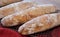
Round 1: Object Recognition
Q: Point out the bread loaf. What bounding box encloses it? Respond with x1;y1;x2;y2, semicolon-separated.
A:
1;4;56;26
0;1;35;18
18;13;60;35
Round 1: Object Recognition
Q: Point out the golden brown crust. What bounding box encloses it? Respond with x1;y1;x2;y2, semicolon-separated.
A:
0;0;22;6
1;4;56;26
18;13;60;35
0;1;35;18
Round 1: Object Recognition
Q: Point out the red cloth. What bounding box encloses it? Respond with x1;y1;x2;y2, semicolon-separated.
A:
51;27;60;37
0;22;60;37
0;28;23;37
37;26;60;37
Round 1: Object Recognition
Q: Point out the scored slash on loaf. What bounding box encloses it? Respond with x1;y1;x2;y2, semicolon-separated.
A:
0;1;36;18
1;4;56;26
18;13;60;35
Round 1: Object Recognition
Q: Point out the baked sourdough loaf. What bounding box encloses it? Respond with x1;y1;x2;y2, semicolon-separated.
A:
0;0;22;6
18;13;60;35
0;1;35;18
1;4;56;26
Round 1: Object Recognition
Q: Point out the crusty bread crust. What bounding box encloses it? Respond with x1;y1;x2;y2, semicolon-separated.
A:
18;13;60;35
1;4;56;26
0;1;35;18
0;0;22;6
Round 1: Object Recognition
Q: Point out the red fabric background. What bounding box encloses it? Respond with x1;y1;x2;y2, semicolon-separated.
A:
37;26;60;37
0;23;60;37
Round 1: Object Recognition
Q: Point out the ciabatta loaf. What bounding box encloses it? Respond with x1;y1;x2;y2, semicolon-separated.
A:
1;4;56;26
18;13;60;35
0;1;35;18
